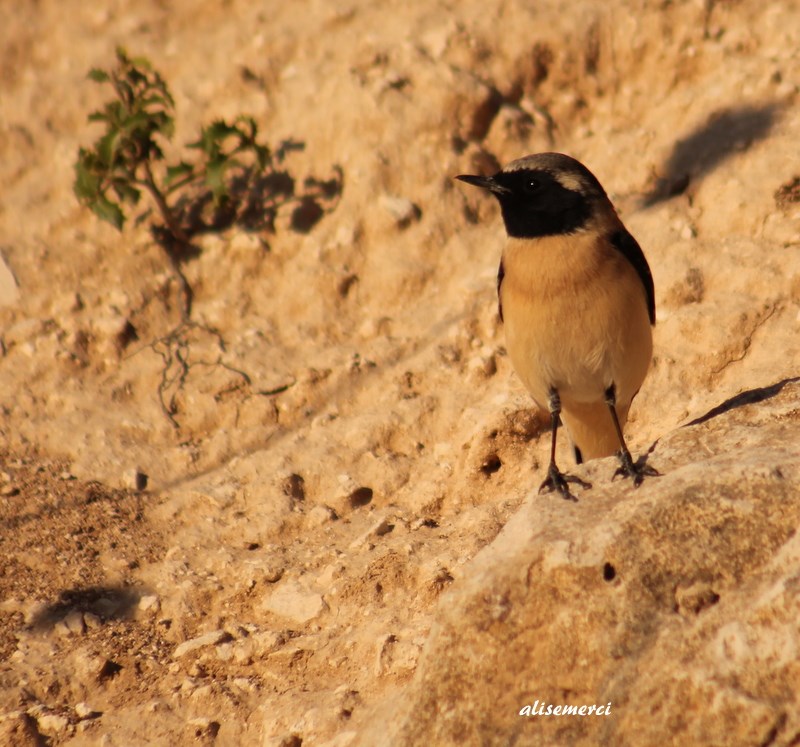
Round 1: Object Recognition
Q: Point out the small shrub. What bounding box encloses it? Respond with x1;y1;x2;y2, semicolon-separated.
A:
73;48;341;427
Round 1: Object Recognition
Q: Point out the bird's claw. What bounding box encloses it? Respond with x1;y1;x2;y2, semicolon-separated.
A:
539;463;591;502
613;451;660;487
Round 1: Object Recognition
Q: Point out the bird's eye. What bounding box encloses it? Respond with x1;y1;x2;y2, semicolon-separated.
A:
523;179;540;194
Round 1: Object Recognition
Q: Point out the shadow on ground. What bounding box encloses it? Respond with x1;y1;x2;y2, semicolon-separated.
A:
685;377;800;427
28;585;145;631
641;102;784;205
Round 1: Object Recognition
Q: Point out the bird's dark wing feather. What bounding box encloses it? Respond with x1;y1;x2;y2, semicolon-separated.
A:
497;260;505;322
610;230;656;325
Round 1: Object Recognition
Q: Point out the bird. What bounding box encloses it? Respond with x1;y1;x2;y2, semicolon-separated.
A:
456;152;658;500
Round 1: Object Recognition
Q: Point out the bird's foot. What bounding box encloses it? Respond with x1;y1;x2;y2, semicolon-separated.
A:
613;450;660;487
539;463;592;502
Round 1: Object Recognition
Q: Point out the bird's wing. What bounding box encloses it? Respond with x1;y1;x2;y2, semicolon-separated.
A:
610;229;656;325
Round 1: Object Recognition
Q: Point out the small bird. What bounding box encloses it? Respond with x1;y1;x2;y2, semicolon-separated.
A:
456;152;658;500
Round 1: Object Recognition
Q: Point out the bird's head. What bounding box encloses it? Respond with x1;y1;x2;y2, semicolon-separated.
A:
456;152;610;238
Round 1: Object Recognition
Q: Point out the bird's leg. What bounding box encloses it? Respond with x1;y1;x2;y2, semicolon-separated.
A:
605;384;659;486
539;388;592;501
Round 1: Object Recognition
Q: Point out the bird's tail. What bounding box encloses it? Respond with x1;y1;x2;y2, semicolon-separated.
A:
560;400;630;461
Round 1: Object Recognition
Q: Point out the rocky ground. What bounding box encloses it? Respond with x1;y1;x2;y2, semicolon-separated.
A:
1;0;799;745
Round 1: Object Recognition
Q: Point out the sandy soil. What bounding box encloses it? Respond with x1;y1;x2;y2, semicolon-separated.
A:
1;0;799;744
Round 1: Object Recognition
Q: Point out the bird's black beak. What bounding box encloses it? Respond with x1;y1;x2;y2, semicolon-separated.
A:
455;174;510;195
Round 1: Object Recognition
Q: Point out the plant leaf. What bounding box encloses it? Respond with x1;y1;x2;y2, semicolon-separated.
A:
205;157;229;201
129;54;153;71
90;196;125;230
140;94;170;108
87;68;110;83
96;130;120;166
112;181;141;205
73;157;101;200
206;120;241;142
164;162;195;187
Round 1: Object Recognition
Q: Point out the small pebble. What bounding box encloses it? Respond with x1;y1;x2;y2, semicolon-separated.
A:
264;582;326;624
349;514;395;549
83;612;102;629
64;610;86;635
306;504;338;527
138;595;160;612
75;702;100;719
379;195;421;227
264;564;285;584
232;677;257;693
173;630;231;658
28;706;69;735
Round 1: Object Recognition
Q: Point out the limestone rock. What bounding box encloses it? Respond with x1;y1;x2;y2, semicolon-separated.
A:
63;609;86;635
263;580;326;624
173;630;231;658
356;381;800;746
28;705;69;736
75;702;100;719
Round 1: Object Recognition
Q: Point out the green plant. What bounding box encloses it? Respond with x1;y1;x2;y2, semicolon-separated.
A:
74;48;280;319
73;48;341;428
